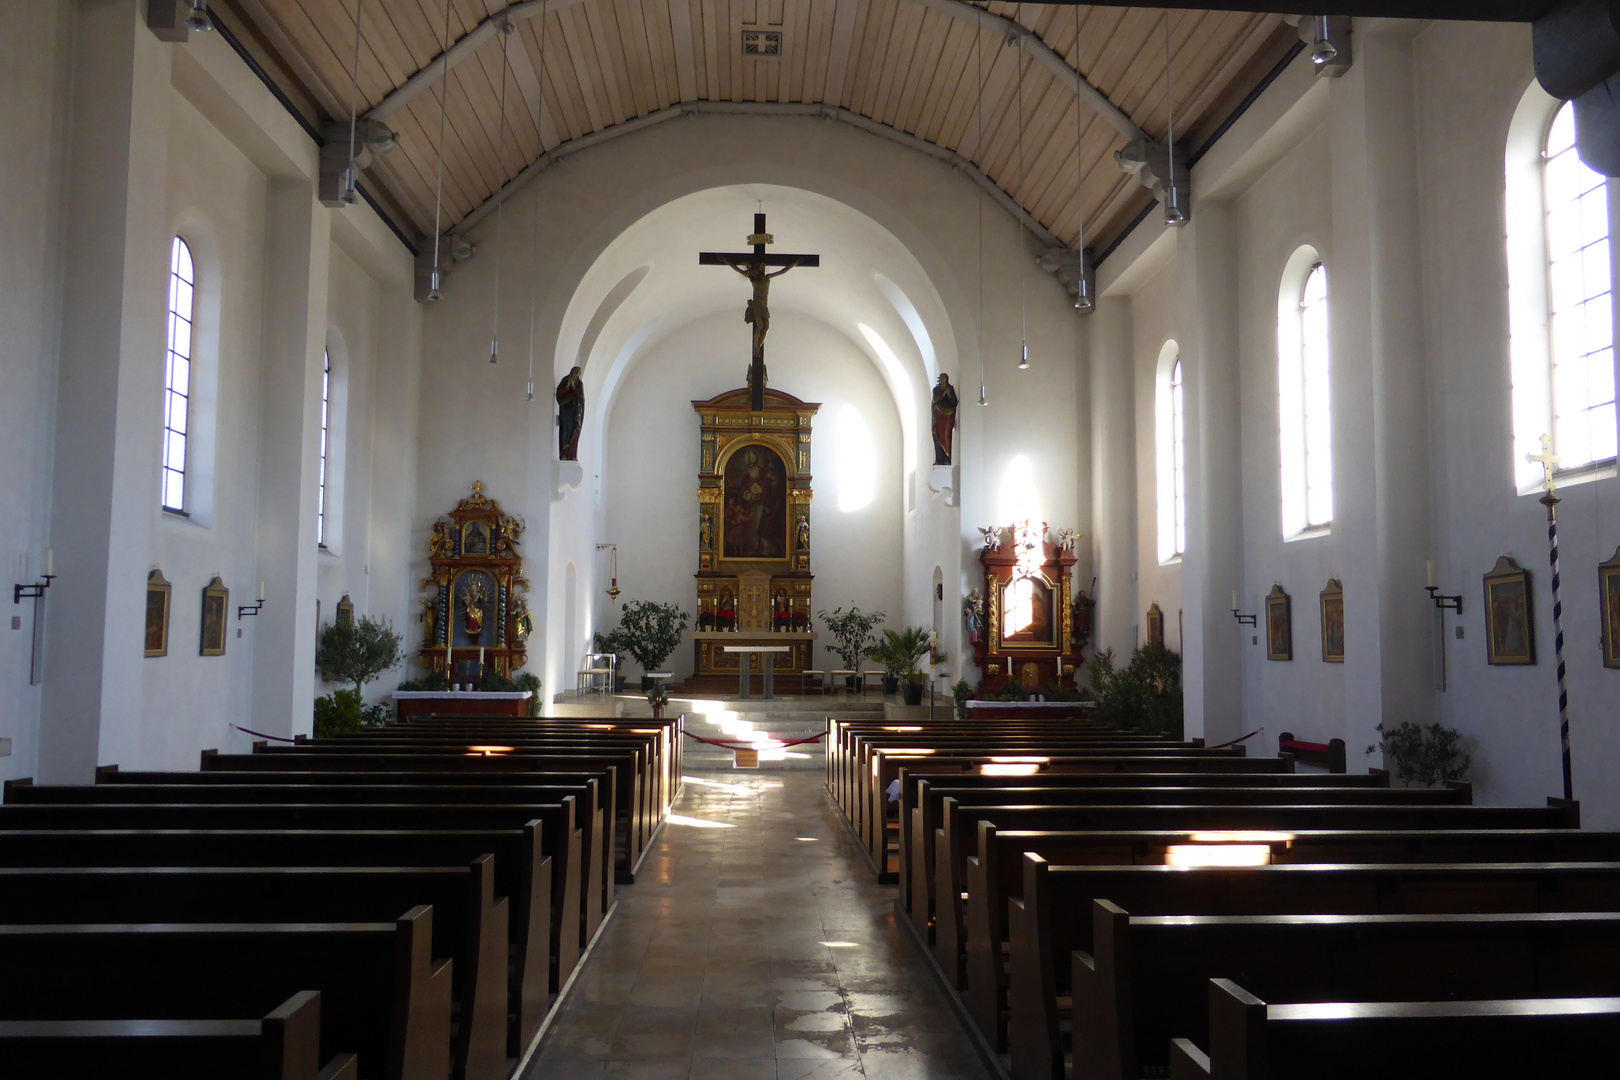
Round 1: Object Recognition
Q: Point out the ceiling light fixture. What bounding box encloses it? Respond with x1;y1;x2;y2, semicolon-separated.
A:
185;1;214;33
1163;11;1186;227
489;17;512;365
976;3;987;407
526;8;550;400
1015;8;1029;373
340;0;364;207
427;0;453;303
1311;16;1339;66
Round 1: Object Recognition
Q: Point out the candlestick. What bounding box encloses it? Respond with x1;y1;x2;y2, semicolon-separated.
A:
42;548;53;577
1426;560;1437;588
257;580;265;601
1231;590;1239;611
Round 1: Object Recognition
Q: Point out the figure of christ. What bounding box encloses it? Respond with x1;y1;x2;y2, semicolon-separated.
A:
721;255;804;363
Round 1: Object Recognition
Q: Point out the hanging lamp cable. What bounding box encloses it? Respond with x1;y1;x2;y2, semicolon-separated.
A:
526;8;550;401
428;0;452;301
1164;9;1184;225
976;2;987;407
1074;3;1090;310
341;0;363;205
1016;7;1028;372
489;18;510;364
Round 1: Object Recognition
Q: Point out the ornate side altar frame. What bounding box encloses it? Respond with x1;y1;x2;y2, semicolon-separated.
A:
418;481;530;679
691;387;819;676
972;521;1086;692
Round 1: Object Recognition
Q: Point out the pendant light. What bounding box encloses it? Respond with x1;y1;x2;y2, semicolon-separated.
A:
976;2;987;407
427;0;453;302
1015;8;1028;372
1311;16;1339;66
1163;11;1186;227
488;17;511;364
525;6;550;401
339;0;363;206
1073;2;1093;312
185;1;214;33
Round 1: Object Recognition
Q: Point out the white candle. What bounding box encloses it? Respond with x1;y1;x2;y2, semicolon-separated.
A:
1231;591;1239;611
257;580;265;601
1426;560;1437;588
42;548;52;577
478;646;485;668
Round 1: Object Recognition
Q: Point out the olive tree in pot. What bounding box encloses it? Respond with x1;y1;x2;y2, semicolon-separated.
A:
314;616;404;735
613;599;690;690
818;606;886;691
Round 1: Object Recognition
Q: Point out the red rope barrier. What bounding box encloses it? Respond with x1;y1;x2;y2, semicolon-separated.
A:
682;729;827;750
232;725;299;743
1207;727;1263;750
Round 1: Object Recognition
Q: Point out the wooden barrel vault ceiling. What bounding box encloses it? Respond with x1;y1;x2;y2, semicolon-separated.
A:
215;0;1304;257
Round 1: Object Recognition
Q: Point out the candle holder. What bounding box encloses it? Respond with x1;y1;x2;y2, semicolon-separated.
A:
1232;607;1257;627
237;597;266;620
13;574;55;605
1425;585;1462;614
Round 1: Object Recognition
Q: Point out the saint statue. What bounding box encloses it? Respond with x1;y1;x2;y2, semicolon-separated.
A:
796;511;810;552
932;373;959;465
556;367;585;460
699;512;713;551
422;598;438;646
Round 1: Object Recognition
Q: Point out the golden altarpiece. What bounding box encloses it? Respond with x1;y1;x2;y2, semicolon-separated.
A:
690;388;819;677
418;482;531;679
971;521;1086;692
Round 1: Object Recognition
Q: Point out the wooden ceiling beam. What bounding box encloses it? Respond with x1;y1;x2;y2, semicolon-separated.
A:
1031;0;1551;17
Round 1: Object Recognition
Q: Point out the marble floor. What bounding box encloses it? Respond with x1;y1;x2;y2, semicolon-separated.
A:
523;770;993;1080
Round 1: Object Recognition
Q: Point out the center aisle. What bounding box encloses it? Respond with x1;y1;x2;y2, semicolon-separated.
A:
525;769;993;1080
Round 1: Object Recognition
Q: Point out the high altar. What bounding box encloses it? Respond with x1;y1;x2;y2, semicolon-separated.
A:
690;387;819;677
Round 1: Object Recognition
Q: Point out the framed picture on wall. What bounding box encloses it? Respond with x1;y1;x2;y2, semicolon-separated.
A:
144;569;171;658
1265;584;1292;661
199;577;228;657
1146;603;1165;646
1484;555;1535;666
1320;578;1345;663
1600;546;1620;670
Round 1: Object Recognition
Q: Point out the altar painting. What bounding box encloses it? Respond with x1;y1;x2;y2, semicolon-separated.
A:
722;445;788;560
1001;576;1056;647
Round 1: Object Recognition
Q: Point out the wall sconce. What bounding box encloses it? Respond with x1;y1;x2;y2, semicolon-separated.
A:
1231;590;1257;627
1425;561;1462;613
238;580;266;620
13;548;54;605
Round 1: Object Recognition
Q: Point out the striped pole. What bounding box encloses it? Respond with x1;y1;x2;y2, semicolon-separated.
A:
1529;435;1572;801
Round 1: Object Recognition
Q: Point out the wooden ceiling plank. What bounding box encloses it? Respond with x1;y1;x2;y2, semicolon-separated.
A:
643;0;683;108
507;20;562;149
855;0;902;119
229;0;350;117
284;0;399;111
822;0;860;109
913;17;967;143
519;14;580;142
938;17;990;159
800;0;830;101
557;5;611;129
894;8;947;134
783;0;810;102
678;0;705;98
611;0;658;114
876;3;930;129
844;0;886;116
582;0;635;122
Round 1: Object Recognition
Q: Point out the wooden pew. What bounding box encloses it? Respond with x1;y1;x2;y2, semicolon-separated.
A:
0;799;585;1019
0;906;451;1080
0;862;508;1080
0;825;562;1048
0;990;357;1080
1169;980;1620;1080
1072;900;1620;1080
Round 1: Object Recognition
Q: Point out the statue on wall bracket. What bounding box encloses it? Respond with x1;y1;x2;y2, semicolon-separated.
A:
932;373;959;465
556;366;585;460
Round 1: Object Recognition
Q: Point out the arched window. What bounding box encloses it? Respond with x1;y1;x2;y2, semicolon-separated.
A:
1508;89;1617;489
161;236;195;512
1279;253;1333;538
1155;342;1186;563
317;348;331;546
1543;101;1615;470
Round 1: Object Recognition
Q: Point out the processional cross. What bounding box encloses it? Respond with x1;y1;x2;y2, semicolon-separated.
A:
700;213;821;410
1528;433;1576;802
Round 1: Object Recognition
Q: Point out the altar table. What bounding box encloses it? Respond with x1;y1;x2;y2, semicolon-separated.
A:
722;645;792;700
392;690;534;719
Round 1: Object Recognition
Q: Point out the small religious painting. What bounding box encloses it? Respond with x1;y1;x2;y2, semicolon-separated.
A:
1320;578;1344;663
1599;546;1620;669
200;576;228;657
1001;576;1056;647
145;569;172;658
1265;585;1293;661
1145;603;1165;646
461;520;490;556
1484;555;1535;666
336;593;355;627
722;444;788;560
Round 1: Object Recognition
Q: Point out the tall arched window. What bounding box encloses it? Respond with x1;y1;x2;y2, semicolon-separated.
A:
1279;252;1333;538
317;348;331;547
1508;88;1617;489
161;236;195;512
1543;101;1615;470
1155;342;1186;563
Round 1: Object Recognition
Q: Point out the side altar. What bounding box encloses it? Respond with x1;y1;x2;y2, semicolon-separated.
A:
971;520;1088;692
417;482;531;680
690;387;819;677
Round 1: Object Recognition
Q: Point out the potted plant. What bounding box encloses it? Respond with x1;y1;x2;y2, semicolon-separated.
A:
315;615;403;734
817;606;886;690
877;626;934;705
868;632;906;695
1086;643;1184;738
612;599;690;690
1365;721;1471;787
952;679;974;720
646;683;670;719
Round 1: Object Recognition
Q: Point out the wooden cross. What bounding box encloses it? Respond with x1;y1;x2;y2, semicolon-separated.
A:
1528;433;1561;496
700;212;821;409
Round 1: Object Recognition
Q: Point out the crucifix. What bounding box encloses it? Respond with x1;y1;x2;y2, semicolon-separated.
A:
700;212;821;410
1528;433;1575;802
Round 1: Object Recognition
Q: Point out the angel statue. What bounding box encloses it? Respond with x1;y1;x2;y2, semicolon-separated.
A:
979;526;1003;553
1055;527;1079;553
428;519;454;559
